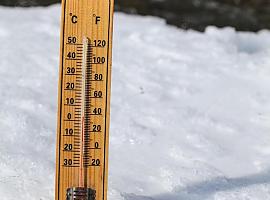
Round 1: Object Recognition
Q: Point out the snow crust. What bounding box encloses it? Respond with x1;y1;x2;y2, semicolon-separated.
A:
1;4;270;200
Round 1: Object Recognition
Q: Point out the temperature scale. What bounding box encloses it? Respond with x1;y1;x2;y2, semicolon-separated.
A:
55;0;114;199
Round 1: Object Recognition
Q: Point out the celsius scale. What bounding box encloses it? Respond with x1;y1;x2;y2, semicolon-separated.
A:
55;0;114;199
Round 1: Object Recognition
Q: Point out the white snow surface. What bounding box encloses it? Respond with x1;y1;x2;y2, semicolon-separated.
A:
1;4;270;200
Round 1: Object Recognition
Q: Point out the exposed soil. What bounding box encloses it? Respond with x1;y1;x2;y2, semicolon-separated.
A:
1;0;270;31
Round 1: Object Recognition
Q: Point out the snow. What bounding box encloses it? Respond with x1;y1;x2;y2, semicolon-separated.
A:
1;4;270;200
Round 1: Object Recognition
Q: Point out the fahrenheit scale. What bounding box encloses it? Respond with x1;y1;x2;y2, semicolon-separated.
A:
55;0;114;200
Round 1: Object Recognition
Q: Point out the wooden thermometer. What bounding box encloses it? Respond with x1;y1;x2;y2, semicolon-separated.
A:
55;0;114;199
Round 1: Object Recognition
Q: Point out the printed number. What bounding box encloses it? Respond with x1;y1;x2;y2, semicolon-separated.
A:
67;113;72;120
67;52;76;59
67;67;76;74
65;128;73;135
93;125;101;132
93;108;102;115
64;144;73;151
94;91;102;98
93;57;106;64
64;159;73;166
66;82;75;89
92;159;101;166
94;74;103;81
67;37;77;44
94;40;106;47
95;142;99;148
66;98;75;105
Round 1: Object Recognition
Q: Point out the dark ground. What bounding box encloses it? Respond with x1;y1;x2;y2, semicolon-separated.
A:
1;0;270;32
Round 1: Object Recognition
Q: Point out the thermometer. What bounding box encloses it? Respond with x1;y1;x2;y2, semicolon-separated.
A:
55;0;114;199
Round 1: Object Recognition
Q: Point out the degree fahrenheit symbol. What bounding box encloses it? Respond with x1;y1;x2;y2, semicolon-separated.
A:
92;14;101;24
95;16;101;24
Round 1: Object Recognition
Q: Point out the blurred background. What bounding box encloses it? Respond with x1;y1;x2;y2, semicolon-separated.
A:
1;0;270;32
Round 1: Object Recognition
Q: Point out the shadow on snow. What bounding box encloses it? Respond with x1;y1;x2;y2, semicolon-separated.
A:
122;170;270;200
